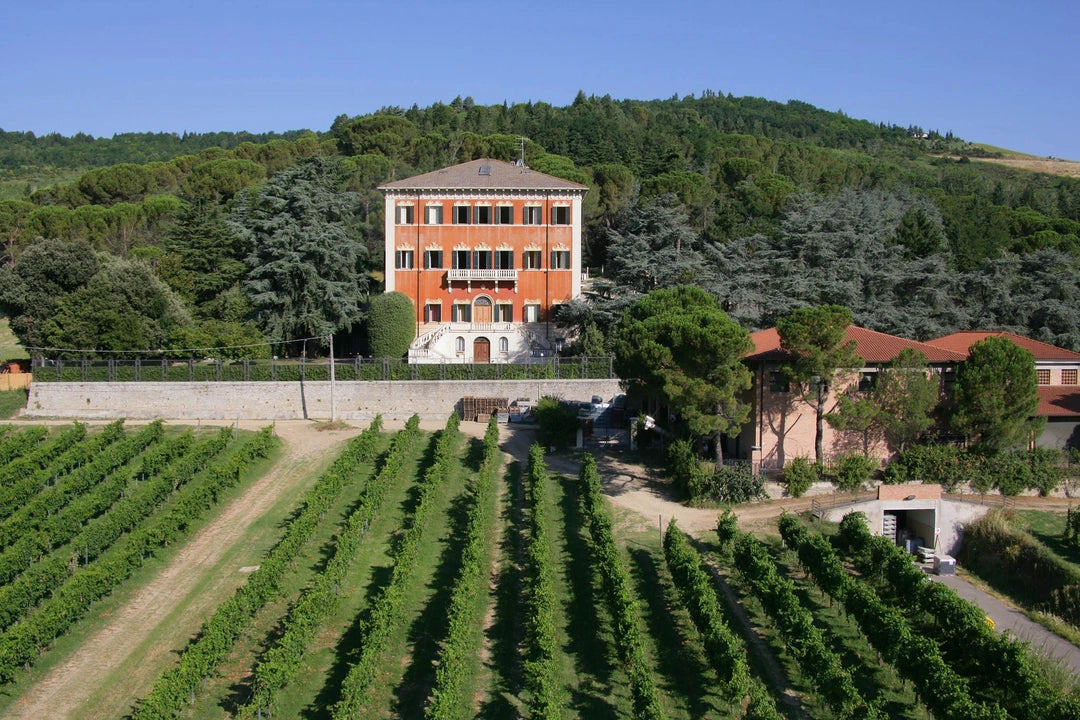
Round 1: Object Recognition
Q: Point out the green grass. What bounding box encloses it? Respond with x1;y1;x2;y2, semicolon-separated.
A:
0;317;27;363
0;389;27;419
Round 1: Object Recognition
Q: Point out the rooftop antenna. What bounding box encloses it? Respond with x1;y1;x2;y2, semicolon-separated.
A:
518;137;526;167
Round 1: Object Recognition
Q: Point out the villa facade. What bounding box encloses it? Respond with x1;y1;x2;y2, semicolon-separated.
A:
380;158;588;363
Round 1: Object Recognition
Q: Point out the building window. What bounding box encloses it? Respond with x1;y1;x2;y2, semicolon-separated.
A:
496;206;514;225
551;250;570;269
474;205;492;224
455;336;465;354
523;206;542;225
523;250;542;269
474;249;492;270
1064;369;1078;385
495;303;513;322
395;249;414;269
452;249;470;269
452;304;471;322
425;205;443;224
424;250;443;269
424;303;442;322
551;206;570;225
396;205;414;224
499;337;509;354
769;371;790;393
858;372;876;392
1037;369;1051;385
453;205;470;224
496;250;514;269
524;303;541;322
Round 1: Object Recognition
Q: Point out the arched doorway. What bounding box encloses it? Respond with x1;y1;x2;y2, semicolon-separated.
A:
473;296;493;323
474;337;491;364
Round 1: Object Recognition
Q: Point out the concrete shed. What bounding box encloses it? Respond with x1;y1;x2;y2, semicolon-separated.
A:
817;483;994;556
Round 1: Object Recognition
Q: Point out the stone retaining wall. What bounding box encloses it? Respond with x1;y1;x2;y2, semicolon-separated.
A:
23;379;624;421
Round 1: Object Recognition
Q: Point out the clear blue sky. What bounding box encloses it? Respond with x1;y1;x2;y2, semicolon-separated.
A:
4;0;1078;160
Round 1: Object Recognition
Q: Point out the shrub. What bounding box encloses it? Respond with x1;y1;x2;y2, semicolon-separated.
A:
365;291;415;358
830;453;876;493
982;451;1031;496
534;396;577;450
690;464;766;504
668;438;709;495
781;456;819;497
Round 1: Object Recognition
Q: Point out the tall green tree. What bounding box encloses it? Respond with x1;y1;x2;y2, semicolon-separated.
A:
167;200;251;309
614;285;753;465
777;304;862;464
826;348;940;455
0;237;101;350
233;156;368;347
41;256;191;353
951;336;1043;452
874;348;940;451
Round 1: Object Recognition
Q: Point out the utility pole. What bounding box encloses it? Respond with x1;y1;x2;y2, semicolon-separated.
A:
329;333;337;422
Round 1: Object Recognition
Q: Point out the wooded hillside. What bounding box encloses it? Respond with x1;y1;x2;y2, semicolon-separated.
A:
2;91;1078;357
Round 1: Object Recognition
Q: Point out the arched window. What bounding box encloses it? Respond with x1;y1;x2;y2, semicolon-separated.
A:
499;337;509;354
455;336;465;353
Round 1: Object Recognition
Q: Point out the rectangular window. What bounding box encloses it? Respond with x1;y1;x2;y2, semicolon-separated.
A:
496;206;514;225
425;205;443;224
424;303;441;322
1064;369;1078;385
474;205;492;224
452;249;470;269
396;205;414;224
551;250;570;269
424;250;443;269
551;206;570;225
523;206;542;225
395;249;414;269
523;250;542;269
453;205;470;224
452;303;471;322
495;303;513;322
769;371;790;393
1038;369;1051;385
474;249;492;270
496;250;514;269
524;303;541;322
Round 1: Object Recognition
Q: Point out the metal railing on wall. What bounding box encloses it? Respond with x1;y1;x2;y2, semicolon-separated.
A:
31;355;617;383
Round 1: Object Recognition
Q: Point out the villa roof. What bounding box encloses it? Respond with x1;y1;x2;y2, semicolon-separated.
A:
746;325;967;364
379;158;589;192
1039;386;1080;417
925;331;1080;361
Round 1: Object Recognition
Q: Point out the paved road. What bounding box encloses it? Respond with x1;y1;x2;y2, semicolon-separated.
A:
928;571;1080;675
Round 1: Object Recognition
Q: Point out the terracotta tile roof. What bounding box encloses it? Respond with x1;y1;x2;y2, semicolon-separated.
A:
746;325;966;364
1039;386;1080;417
379;158;589;192
925;331;1080;360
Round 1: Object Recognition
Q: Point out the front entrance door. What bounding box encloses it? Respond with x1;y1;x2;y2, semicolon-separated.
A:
473;296;493;323
474;337;490;363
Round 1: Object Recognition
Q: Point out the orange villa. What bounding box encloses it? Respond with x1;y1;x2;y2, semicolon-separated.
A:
380;158;588;363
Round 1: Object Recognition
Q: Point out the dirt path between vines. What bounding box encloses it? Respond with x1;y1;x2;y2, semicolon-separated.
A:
7;420;357;720
498;424;813;538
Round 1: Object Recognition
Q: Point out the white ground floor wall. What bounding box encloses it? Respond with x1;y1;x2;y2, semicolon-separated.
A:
22;379;624;422
820;498;994;556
